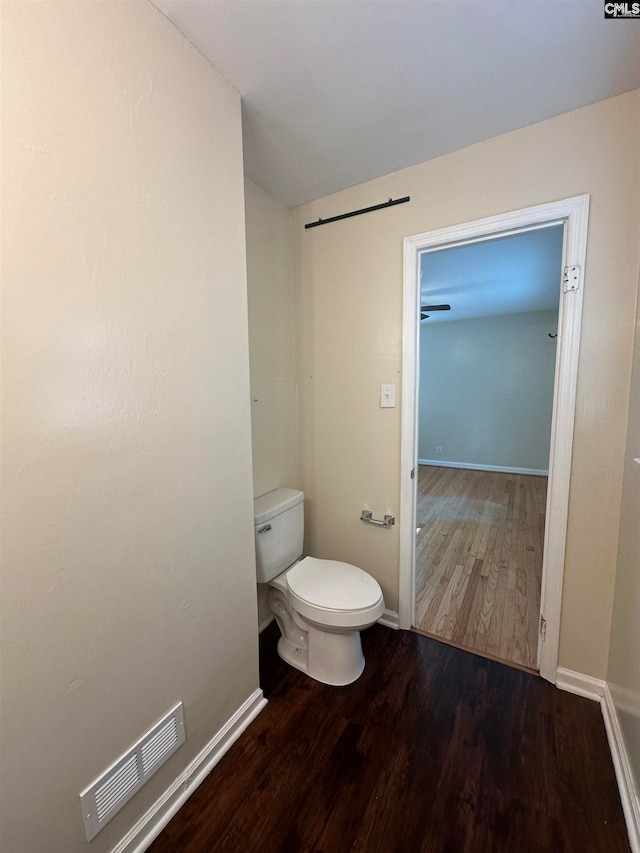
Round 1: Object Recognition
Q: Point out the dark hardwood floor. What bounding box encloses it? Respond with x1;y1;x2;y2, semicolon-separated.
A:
149;623;629;853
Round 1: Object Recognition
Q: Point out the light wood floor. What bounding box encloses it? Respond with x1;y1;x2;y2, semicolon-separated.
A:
414;465;547;671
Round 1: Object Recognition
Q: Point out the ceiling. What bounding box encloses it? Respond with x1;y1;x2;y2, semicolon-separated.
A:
420;225;564;324
152;1;640;207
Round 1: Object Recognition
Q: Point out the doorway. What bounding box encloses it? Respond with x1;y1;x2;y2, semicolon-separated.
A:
399;196;590;683
414;226;563;671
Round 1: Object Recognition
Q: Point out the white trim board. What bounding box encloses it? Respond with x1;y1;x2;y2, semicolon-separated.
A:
378;609;400;630
557;670;640;853
417;459;548;476
110;689;267;853
602;684;640;853
265;610;399;631
399;194;590;685
259;614;275;633
556;667;605;702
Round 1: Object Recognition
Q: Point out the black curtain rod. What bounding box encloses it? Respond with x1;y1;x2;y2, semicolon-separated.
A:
305;196;410;229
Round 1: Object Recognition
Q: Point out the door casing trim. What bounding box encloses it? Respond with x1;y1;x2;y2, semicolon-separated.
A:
399;194;590;683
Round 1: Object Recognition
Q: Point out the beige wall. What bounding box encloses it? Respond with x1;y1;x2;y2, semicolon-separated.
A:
245;178;299;499
291;90;640;678
1;3;258;852
607;268;640;794
244;178;299;626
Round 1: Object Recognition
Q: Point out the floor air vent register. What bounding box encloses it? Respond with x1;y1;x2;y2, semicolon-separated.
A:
79;701;185;841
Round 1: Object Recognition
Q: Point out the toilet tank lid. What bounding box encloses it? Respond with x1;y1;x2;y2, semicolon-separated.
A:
254;488;304;525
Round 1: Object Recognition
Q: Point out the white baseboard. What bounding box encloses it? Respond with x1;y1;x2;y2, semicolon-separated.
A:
418;459;548;476
266;609;399;631
556;667;605;701
602;684;640;853
111;689;267;853
378;609;399;630
557;668;639;852
259;614;275;633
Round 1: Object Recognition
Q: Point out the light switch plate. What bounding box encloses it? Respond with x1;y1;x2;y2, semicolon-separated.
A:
380;384;396;408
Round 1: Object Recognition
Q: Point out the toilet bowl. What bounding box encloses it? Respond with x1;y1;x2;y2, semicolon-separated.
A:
254;489;384;686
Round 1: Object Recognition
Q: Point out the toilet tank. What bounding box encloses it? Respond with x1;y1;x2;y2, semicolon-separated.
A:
254;489;304;583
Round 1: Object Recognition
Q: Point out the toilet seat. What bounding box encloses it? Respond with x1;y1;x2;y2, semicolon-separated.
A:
285;556;384;629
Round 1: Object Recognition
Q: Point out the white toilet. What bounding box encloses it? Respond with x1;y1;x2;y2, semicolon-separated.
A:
254;488;384;686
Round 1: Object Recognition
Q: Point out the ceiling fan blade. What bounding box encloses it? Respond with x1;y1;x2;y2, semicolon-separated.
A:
420;303;451;311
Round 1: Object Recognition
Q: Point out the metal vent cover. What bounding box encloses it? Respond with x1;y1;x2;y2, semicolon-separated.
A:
94;754;139;824
80;702;185;841
141;715;179;775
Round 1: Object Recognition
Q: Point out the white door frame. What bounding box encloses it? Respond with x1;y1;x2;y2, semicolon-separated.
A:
399;194;589;683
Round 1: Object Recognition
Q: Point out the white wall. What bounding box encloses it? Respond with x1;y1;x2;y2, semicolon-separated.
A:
291;90;640;678
418;311;558;471
0;4;258;851
244;178;299;627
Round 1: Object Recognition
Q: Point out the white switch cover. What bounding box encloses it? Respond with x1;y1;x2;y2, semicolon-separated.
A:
380;384;396;408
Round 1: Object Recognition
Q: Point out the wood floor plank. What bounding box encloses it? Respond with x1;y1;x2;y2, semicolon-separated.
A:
148;624;630;853
451;556;483;646
415;465;547;670
416;526;464;627
430;560;465;638
484;551;509;659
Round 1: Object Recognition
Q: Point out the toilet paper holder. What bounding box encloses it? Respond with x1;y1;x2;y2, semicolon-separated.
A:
360;510;395;529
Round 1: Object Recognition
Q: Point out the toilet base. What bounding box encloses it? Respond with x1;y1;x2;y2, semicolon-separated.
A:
277;623;365;687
